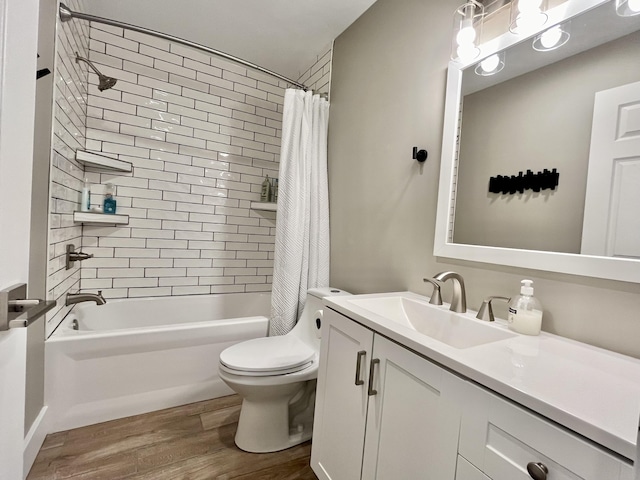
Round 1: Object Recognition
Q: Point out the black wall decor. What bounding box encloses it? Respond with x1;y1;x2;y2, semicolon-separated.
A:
489;168;559;195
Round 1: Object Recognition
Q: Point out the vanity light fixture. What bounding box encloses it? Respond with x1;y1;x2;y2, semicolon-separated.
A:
616;0;640;16
474;51;505;76
452;0;484;62
509;0;548;35
532;22;571;51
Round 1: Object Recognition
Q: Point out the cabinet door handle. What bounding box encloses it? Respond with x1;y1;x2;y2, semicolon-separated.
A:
367;358;380;396
354;350;366;386
526;462;548;480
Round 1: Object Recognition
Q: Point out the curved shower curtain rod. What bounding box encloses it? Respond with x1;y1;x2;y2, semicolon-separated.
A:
59;3;308;90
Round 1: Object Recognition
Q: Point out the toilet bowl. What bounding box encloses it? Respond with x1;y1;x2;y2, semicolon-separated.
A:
218;287;350;453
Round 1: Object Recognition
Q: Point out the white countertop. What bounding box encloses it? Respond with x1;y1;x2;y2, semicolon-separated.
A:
324;291;640;461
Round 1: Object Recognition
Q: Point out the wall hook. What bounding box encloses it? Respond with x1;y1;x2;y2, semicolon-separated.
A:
412;147;428;163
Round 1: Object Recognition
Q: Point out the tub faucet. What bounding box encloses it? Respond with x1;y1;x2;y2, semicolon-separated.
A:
432;271;466;313
65;291;106;306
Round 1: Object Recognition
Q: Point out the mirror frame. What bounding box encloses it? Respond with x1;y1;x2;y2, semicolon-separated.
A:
434;0;640;284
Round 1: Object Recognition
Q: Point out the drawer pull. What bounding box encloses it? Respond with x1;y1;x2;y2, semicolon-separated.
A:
526;462;548;480
354;350;366;386
367;358;380;396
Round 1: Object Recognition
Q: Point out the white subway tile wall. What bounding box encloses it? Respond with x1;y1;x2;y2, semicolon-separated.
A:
80;24;286;299
297;43;333;95
46;17;333;334
46;0;89;336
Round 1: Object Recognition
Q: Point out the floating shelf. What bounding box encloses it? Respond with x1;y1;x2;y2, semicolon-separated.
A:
76;150;133;173
250;202;277;212
73;212;129;225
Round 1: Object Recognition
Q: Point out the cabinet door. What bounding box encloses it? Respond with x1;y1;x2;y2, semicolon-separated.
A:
361;335;463;479
459;383;628;480
456;456;491;480
311;309;374;480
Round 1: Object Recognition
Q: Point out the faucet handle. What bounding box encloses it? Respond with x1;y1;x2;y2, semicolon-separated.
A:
422;278;443;305
476;296;510;322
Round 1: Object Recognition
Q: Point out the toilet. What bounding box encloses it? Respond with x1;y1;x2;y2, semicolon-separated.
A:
218;287;351;453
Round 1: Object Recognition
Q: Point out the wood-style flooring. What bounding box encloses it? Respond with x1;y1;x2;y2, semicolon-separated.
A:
27;395;317;480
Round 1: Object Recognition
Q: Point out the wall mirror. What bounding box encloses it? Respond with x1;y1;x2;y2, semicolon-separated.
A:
435;0;640;283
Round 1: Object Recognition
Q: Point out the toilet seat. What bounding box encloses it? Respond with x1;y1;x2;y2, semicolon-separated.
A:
219;335;316;377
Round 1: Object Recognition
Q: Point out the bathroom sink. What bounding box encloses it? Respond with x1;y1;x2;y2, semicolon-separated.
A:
348;296;515;349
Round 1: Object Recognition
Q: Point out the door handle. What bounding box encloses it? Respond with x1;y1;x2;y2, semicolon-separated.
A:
367;358;380;396
354;350;366;386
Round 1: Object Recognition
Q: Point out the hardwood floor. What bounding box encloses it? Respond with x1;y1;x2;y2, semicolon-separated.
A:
27;395;318;480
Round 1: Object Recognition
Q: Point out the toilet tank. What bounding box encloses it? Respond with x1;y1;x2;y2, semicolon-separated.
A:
292;287;351;348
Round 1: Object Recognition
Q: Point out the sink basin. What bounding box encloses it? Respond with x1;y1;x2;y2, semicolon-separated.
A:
348;296;516;349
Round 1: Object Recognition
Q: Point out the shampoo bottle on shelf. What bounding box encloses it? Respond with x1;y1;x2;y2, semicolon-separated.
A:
103;183;117;214
80;179;91;212
260;175;271;202
507;279;543;335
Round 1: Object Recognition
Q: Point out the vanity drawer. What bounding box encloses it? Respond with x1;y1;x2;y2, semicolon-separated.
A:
458;384;630;480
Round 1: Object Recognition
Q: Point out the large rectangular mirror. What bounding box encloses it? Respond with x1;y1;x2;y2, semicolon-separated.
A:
435;0;640;283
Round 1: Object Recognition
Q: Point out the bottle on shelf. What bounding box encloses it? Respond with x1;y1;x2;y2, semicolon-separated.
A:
103;183;117;214
260;175;271;202
80;179;91;212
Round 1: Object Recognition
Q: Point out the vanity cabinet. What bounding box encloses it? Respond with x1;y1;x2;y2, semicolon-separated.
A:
457;382;634;480
311;308;463;480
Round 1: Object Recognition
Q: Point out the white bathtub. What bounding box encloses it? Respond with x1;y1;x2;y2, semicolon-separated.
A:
45;293;270;432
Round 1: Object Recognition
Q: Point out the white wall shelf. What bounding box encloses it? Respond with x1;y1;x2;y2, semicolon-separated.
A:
73;212;129;225
76;150;133;173
250;202;277;212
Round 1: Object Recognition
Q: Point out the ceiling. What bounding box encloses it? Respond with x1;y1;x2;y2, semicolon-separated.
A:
81;0;378;81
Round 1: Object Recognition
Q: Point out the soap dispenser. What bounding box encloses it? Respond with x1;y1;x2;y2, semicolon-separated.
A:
507;279;543;335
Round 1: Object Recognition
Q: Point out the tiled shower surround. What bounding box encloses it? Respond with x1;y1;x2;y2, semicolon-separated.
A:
47;18;332;334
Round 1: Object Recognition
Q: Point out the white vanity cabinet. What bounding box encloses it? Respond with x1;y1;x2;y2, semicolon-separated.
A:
311;308;464;480
457;382;634;480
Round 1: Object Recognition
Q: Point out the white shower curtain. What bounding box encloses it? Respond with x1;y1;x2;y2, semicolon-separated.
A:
269;89;330;336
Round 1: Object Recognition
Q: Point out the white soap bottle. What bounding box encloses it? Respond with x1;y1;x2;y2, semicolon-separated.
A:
507;279;543;335
80;179;91;212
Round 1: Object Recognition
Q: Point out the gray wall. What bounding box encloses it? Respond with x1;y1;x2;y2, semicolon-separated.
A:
454;31;640;252
328;0;640;358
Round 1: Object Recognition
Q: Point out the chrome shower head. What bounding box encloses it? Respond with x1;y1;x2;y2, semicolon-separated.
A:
75;53;118;91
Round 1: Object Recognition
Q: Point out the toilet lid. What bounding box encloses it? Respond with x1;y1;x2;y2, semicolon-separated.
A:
220;336;316;374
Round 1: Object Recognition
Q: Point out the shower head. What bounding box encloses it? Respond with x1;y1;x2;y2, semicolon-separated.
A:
75;53;118;91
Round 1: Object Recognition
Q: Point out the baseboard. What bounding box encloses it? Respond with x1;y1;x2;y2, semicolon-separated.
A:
23;405;49;479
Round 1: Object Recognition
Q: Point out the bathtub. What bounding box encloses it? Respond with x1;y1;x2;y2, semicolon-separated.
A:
45;293;270;432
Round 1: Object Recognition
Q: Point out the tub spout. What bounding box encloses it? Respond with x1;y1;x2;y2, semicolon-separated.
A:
66;291;106;306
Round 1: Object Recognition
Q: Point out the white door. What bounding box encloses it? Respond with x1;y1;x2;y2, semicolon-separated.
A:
311;309;374;480
0;0;40;479
581;81;640;258
361;335;461;480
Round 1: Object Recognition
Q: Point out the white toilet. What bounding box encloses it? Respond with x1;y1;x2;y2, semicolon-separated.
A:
218;287;350;453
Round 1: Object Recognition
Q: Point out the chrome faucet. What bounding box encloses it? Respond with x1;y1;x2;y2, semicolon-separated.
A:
65;291;106;306
433;271;466;313
476;296;510;322
422;278;443;305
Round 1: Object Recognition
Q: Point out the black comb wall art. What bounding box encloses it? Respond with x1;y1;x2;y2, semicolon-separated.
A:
489;168;559;195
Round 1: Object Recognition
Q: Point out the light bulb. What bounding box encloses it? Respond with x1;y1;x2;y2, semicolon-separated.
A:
629;0;640;12
456;24;477;45
518;0;543;13
540;26;562;48
480;54;500;73
457;44;478;62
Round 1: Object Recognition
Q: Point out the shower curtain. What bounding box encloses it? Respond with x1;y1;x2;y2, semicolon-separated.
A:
269;89;330;336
